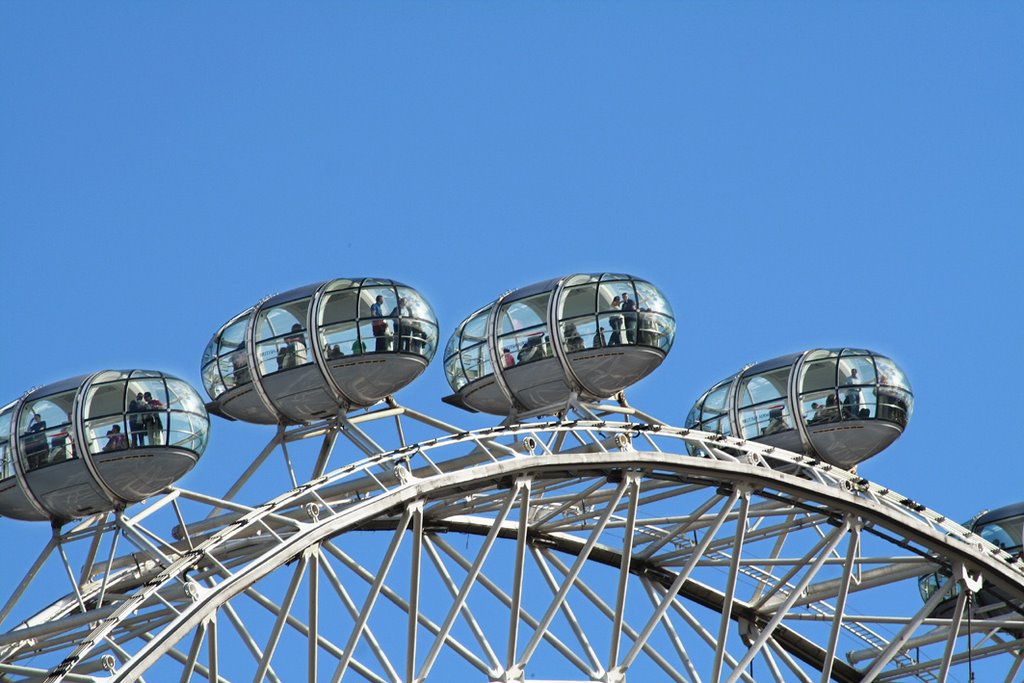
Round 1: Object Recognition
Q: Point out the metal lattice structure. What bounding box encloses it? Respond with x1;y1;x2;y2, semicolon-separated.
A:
1;400;1023;682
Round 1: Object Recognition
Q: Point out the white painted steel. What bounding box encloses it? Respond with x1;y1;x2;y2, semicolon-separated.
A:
0;406;1021;682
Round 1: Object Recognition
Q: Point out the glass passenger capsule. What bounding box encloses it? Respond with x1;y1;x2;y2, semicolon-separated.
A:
685;348;913;469
918;501;1024;617
0;370;209;523
202;278;439;424
443;273;676;416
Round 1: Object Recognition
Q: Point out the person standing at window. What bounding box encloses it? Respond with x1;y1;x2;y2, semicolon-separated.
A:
143;392;164;446
608;296;624;345
621;292;638;344
128;392;147;447
370;295;391;352
391;297;412;351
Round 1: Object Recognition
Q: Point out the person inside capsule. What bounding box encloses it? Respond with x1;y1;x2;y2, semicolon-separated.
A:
202;279;440;424
444;273;676;416
103;425;128;452
687;348;913;469
0;370;210;523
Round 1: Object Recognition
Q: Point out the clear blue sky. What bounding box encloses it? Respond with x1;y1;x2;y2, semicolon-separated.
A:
1;0;1022;671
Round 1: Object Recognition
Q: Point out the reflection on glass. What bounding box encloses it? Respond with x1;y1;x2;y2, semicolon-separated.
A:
202;312;253;399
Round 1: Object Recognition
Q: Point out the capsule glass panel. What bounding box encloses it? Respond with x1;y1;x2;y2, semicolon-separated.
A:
0;406;13;480
318;279;362;357
497;293;552;367
977;514;1024;552
633;280;675;351
875;356;914;427
201;311;253;400
0;402;38;521
83;371;131;454
256;297;313;376
446;306;493;390
701;381;734;436
394;286;439;358
798;350;840;425
737;366;792;439
838;349;877;420
19;389;77;471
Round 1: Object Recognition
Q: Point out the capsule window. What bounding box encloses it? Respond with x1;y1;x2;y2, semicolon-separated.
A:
701;382;731;424
497;293;551;366
839;353;876;387
394;287;437;356
256;298;312;375
738;367;789;408
19;390;76;470
801;389;840;425
319;285;360;359
86;415;130;454
685;402;700;428
85;381;126;420
558;284;604;352
125;380;169;448
874;355;913;426
168;379;206;416
449;307;493;386
462;343;493;382
800;356;839;394
597;280;636;346
168;412;209;452
632;281;675;350
561;284;597;320
218;318;251;390
202;314;251;399
687;380;733;436
82;380;127;455
361;287;398;353
977;515;1024;551
0;407;13;479
738;367;792;438
320;286;359;325
560;319;591;353
445;354;468;390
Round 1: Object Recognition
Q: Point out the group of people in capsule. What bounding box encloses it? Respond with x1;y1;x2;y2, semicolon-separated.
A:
21;391;166;468
322;295;430;361
504;291;662;368
758;366;906;437
226;295;430;379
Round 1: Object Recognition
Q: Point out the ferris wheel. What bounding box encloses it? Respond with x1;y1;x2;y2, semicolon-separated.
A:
0;274;1021;683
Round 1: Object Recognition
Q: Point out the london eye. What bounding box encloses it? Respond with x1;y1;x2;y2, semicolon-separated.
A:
0;274;1021;682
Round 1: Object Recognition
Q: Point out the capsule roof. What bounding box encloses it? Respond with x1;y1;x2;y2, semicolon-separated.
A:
443;273;676;416
202;278;439;424
0;370;209;522
685;348;913;469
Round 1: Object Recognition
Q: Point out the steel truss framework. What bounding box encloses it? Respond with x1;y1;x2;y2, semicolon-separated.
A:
0;400;1023;682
